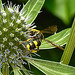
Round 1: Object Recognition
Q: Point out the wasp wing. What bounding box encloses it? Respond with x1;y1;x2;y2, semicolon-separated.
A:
41;25;57;34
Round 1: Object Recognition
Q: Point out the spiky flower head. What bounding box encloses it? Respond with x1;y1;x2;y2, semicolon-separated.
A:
0;2;35;69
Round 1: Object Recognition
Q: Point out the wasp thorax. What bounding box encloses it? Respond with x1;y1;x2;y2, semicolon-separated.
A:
0;3;32;68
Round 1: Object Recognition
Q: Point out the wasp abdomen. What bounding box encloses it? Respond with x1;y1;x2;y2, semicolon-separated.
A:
29;42;36;50
26;40;41;51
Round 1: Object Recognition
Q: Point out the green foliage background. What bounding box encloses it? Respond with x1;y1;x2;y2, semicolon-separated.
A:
2;0;75;75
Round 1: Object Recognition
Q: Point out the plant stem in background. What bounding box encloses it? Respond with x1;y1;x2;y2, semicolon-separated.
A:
60;18;75;65
2;65;9;75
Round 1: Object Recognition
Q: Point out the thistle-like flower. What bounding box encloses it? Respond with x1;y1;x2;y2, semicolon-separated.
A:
0;1;36;74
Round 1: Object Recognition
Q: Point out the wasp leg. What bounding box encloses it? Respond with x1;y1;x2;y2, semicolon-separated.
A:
44;39;64;51
31;47;39;53
31;50;37;53
26;37;33;42
19;37;34;45
37;47;39;51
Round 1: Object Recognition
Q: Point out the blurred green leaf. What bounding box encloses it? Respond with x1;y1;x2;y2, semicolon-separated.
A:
21;0;45;24
44;0;75;24
40;28;71;49
0;0;3;11
27;58;75;75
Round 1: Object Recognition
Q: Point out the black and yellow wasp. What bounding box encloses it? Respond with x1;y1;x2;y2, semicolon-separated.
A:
19;25;64;53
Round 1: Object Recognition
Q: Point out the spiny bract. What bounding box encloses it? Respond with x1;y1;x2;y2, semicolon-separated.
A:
0;2;34;68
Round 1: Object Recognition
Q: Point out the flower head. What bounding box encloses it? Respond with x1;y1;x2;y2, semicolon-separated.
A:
0;2;35;69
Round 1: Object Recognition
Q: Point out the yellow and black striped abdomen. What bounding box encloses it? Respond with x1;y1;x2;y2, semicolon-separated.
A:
26;40;41;50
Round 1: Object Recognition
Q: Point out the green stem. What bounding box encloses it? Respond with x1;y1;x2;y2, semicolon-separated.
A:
60;18;75;65
2;64;9;75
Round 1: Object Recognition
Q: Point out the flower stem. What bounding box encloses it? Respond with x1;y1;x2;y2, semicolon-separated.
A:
2;64;9;75
60;18;75;65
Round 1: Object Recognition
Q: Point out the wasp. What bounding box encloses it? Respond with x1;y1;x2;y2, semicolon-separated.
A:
19;25;64;53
